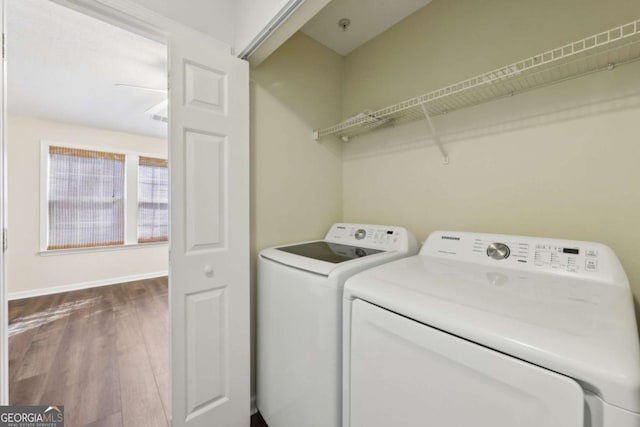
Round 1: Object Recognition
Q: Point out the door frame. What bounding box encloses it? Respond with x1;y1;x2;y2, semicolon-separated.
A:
0;0;6;404
0;0;231;407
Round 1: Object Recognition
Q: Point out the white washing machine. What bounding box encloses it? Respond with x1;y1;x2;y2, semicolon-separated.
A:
343;231;640;427
257;223;418;427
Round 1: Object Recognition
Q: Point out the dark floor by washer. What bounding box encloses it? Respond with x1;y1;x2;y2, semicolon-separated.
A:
251;412;268;426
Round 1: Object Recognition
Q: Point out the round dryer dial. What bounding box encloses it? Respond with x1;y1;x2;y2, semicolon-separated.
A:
354;229;367;240
487;242;510;260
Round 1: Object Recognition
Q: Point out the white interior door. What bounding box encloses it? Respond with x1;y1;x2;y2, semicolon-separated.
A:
169;28;250;427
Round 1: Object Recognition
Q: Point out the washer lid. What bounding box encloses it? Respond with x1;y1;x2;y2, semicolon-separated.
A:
277;241;383;264
261;241;387;276
260;223;418;276
344;254;640;413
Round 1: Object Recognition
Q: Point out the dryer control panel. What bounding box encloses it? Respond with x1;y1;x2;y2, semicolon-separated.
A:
325;223;418;253
420;231;627;286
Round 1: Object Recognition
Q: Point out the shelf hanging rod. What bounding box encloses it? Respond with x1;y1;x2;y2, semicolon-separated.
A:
420;103;449;165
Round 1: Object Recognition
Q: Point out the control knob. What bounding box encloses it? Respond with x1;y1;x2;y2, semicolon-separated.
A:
354;229;366;240
487;242;510;260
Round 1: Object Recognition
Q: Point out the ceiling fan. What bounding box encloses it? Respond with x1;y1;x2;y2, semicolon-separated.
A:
115;83;168;123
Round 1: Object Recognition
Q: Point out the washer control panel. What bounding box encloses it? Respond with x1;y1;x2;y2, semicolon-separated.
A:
325;223;417;252
532;244;597;273
420;231;623;283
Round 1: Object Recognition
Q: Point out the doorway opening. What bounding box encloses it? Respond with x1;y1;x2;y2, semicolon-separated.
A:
6;1;169;425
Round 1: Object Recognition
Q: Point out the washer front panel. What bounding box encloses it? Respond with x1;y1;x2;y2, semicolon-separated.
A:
348;299;584;427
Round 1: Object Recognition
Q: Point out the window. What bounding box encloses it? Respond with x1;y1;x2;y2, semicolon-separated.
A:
43;143;168;251
138;157;168;243
48;146;125;250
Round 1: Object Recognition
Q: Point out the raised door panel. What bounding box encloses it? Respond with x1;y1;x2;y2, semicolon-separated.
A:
185;288;228;420
184;131;226;253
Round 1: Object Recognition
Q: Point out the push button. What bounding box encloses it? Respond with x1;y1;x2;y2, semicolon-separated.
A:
585;259;598;272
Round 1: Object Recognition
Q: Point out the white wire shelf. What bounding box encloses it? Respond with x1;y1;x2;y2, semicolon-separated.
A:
314;19;640;141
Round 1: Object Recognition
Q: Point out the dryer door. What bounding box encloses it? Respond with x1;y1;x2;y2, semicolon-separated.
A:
347;299;584;427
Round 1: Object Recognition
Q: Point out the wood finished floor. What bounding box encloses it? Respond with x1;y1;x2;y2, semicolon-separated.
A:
9;277;169;427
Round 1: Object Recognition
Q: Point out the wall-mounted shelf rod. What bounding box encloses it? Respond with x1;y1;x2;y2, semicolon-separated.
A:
420;104;449;165
313;18;640;143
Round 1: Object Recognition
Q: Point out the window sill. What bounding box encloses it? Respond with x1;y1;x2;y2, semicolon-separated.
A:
38;241;168;256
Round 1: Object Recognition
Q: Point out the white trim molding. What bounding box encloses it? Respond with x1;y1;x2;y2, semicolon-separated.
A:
0;0;7;404
242;0;333;66
38;241;167;256
8;270;168;301
237;0;304;59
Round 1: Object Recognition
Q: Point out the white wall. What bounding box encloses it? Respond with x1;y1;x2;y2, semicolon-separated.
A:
130;0;235;48
125;0;315;58
130;0;321;57
124;0;323;59
340;0;640;319
234;0;293;54
7;115;168;297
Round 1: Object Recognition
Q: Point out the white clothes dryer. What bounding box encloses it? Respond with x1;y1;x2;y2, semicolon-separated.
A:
343;231;640;427
257;223;418;427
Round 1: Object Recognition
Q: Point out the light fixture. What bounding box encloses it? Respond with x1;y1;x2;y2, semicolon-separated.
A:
338;18;351;31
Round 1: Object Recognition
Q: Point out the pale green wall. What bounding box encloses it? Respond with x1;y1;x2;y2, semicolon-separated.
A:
250;32;344;393
250;0;640;398
340;0;640;320
343;0;640;116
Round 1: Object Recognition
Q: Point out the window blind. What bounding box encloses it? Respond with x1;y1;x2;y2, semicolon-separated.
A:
138;156;169;243
48;146;125;250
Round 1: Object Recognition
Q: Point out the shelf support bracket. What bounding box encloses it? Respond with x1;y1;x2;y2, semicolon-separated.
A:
420;104;449;165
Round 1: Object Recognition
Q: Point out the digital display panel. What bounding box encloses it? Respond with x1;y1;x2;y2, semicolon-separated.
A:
563;248;579;255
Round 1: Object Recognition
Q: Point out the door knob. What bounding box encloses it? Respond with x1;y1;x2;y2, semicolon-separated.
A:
204;265;214;278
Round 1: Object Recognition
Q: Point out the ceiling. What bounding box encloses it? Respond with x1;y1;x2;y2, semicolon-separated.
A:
301;0;432;56
6;0;431;136
7;0;167;139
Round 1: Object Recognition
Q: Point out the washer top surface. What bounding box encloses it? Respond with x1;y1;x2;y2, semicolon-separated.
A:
277;241;383;264
344;230;640;413
260;223;418;276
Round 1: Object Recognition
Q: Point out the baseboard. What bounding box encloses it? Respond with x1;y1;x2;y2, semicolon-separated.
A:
8;271;168;300
251;395;257;415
